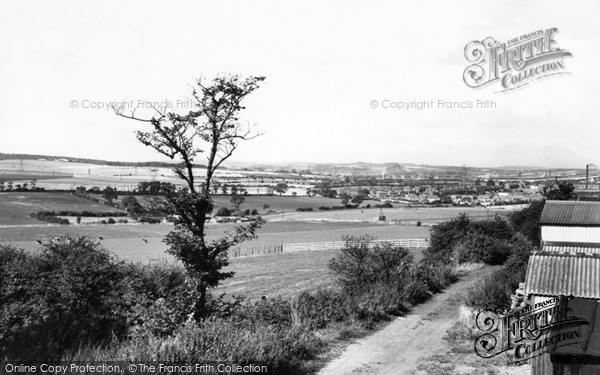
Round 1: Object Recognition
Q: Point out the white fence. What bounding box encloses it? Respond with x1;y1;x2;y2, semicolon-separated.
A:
281;238;429;252
232;238;428;258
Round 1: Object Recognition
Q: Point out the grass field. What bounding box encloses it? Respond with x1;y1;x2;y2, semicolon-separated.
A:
0;192;126;225
215;241;429;301
208;195;380;213
214;250;340;300
271;205;523;224
0;221;430;261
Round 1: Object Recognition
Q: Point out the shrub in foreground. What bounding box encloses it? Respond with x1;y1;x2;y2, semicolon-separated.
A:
0;240;195;362
65;312;323;375
466;234;535;310
0;238;127;361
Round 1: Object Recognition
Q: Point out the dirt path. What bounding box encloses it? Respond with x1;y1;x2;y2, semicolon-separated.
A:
318;267;493;375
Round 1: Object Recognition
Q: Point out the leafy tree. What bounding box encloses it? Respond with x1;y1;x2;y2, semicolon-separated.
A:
230;192;245;212
542;181;575;200
306;188;317;197
215;207;231;217
339;192;352;205
114;74;265;318
351;193;366;205
314;181;337;198
102;186;118;203
440;195;452;204
274;183;288;196
121;196;146;216
211;181;221;195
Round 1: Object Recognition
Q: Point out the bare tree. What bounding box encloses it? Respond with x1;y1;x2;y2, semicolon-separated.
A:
113;74;265;318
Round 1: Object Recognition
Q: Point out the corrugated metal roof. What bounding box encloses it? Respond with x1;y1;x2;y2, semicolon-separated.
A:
540;201;600;226
543;244;600;255
524;253;600;299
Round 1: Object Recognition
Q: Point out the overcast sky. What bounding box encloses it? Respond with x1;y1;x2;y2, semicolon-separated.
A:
1;0;598;168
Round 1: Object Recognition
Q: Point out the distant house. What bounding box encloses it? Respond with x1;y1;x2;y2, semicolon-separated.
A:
524;201;600;373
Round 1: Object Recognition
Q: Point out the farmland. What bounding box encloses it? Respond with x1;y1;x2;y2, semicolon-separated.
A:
197;195;377;213
0;190;526;302
0;159;322;195
215;250;341;300
0;191;525;268
271;205;523;224
0;192;126;225
134;194;372;214
0;221;430;261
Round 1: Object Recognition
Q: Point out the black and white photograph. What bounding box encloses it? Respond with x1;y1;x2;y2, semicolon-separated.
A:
1;1;600;374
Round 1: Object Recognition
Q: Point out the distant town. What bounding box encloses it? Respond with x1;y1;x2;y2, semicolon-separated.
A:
1;153;598;210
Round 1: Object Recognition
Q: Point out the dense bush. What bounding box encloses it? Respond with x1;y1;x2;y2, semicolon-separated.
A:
234;296;293;328
327;236;458;326
510;199;545;244
215;207;232;217
66;318;323;374
466;234;535;310
137;216;162;224
317;206;331;211
33;210;128;217
292;289;347;330
426;214;514;264
0;239;127;361
425;213;471;262
295;207;314;212
30;212;70;225
414;261;458;294
120;196;146;216
0;240;196;362
456;232;511;265
123;264;197;338
329;236;413;287
466;268;522;310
